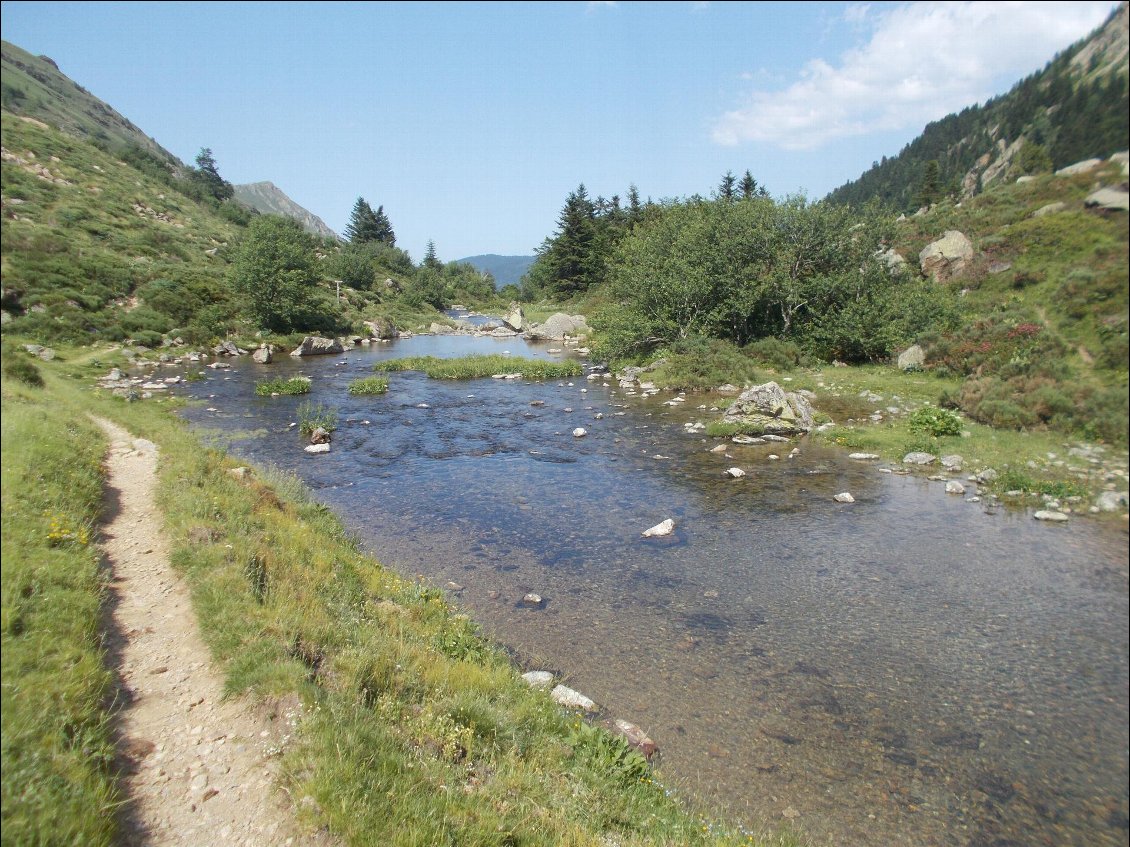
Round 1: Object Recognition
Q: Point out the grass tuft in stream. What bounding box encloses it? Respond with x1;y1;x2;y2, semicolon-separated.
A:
373;354;582;380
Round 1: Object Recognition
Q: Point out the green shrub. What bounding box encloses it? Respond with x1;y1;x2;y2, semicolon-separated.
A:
2;352;44;387
742;337;813;371
908;406;963;437
648;336;760;390
296;401;338;435
348;376;389;395
254;377;311;396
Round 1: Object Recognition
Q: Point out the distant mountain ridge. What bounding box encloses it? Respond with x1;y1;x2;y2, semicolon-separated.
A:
454;254;535;287
233;181;338;241
1;40;180;164
827;2;1129;211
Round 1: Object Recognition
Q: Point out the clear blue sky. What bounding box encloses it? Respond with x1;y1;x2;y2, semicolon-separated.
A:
1;1;1118;261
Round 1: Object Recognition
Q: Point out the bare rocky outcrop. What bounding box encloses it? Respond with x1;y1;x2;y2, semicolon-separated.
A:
1055;158;1103;177
363;317;397;340
919;231;974;282
1084;186;1130;212
502;302;525;331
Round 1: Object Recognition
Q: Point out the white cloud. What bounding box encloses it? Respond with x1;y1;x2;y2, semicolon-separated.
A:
712;1;1119;150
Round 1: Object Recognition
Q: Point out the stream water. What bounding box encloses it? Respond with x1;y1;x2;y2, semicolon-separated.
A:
171;330;1128;847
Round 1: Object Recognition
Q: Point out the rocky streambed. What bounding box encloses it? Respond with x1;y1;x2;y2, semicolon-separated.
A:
125;331;1128;847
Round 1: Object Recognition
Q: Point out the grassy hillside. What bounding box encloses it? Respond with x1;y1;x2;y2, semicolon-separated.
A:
1;40;178;163
1;111;245;345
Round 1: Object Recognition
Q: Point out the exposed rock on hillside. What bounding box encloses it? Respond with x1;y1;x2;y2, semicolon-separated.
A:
919;231;974;282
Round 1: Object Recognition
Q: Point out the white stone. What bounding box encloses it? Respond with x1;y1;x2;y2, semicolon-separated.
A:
945;481;966;495
1033;510;1069;522
724;467;746;479
304;443;330;454
522;671;555;689
833;492;855;503
550;684;597;712
849;453;880;460
572;428;587;438
642;519;675;537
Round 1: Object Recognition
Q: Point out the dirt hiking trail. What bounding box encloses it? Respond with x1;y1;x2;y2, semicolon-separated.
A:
95;418;332;847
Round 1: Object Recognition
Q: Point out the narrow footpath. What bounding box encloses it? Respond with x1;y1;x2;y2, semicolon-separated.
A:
95;418;331;847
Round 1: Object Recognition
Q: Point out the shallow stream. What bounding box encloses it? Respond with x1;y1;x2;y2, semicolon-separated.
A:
172;331;1128;847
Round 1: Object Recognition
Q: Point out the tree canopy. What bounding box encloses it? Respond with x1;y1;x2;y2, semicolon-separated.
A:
193;147;234;202
345;197;396;245
231;215;319;332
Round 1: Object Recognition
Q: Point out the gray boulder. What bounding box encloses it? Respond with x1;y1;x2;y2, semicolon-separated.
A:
502;302;525;331
1055;158;1103;177
1032;202;1066;218
428;322;455;335
1084;187;1129;212
213;340;242;356
897;344;926;371
1095;491;1129;512
290;336;344;357
1111;151;1129;177
252;343;276;364
903;452;937;465
364;317;397;340
534;313;588;340
919;231;974;282
722;381;814;436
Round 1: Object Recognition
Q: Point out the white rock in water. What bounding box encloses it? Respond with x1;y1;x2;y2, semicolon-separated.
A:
642;519;675;537
572;427;587;438
551;684;597;712
522;671;555;689
724;467;746;478
833;492;855;503
304;443;330;454
849;453;880;460
1034;510;1069;522
710;444;728;453
945;481;966;495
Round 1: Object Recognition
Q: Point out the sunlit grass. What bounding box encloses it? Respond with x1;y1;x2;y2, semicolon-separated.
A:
374;354;582;380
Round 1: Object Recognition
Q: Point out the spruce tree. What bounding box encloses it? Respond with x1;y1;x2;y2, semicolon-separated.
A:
345;198;396;245
423;240;442;270
718;170;736;201
739;170;758;200
915;160;941;209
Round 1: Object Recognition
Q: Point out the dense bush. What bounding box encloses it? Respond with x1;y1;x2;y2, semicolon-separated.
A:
908;406;963;437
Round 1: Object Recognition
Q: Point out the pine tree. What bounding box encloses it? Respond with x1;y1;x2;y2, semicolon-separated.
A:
193;147;234;201
423;239;442;270
627;184;642;222
739;170;758;200
718;170;736;201
915;160;941;209
541;184;599;297
345;198;396;245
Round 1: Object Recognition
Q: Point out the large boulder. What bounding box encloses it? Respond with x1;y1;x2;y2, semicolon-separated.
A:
428;322;454;335
1055;158;1103;177
1084;187;1129;212
532;313;588;340
290;336;344;357
363;317;397;340
897;344;926;371
502;302;525;331
252;343;276;364
919;230;974;282
721;381;814;436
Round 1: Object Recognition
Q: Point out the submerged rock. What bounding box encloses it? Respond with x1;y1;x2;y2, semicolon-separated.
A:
304;443;330;454
608;719;660;761
1034;510;1069;522
551;684;597;712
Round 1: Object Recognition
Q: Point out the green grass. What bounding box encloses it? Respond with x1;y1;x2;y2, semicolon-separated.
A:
374;354;583;380
254;376;311;396
0;350;797;847
296;400;338;436
347;376;388;396
1;370;118;846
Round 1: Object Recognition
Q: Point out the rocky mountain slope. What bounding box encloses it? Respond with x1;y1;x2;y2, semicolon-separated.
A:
233;180;338;241
1;40;179;164
828;2;1129;211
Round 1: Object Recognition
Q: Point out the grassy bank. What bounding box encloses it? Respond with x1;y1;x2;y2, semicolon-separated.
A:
1;353;118;845
0;347;796;847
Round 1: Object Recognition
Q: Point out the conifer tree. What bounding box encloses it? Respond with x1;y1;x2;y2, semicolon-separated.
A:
345;198;396;245
718;170;736;201
193;147;234;201
915;160;942;209
739;170;758;200
423;239;442;270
